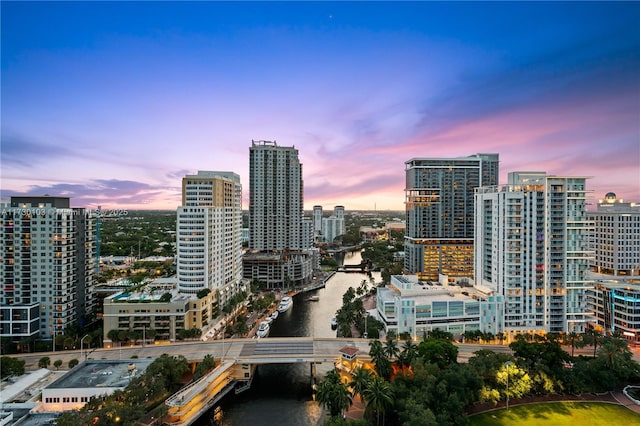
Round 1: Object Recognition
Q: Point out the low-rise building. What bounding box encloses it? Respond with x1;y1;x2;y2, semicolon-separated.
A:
376;275;499;339
102;278;215;346
40;359;152;412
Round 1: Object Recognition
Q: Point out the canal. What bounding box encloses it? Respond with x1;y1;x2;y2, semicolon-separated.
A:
194;250;381;426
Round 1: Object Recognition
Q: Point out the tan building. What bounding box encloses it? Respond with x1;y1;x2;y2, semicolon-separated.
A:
102;278;215;346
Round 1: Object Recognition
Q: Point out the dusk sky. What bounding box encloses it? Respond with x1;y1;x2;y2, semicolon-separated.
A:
2;2;639;211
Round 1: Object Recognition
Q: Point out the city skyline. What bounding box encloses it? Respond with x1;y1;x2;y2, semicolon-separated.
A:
2;2;639;211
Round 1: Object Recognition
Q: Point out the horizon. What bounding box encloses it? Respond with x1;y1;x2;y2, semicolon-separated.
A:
2;2;639;210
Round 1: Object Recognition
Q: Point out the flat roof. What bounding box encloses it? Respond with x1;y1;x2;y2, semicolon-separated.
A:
47;359;153;390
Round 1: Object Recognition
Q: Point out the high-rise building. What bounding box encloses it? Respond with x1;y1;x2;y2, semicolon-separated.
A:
474;172;593;334
176;171;244;309
404;153;499;281
588;192;640;276
249;140;304;251
0;196;94;341
313;205;323;233
245;140;314;288
322;206;346;244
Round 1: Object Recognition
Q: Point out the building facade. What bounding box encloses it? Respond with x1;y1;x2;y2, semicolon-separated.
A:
474;172;593;334
176;171;244;310
588;192;640;276
246;140;313;287
322;206;346;244
0;196;94;341
376;275;499;339
249;140;305;251
587;276;640;345
404;153;499;281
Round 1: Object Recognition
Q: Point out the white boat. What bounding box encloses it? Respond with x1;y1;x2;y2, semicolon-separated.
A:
271;310;279;320
306;295;320;302
256;321;270;338
264;317;273;325
278;296;293;313
331;316;337;329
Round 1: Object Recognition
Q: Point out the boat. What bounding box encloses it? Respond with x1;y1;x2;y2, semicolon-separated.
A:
331;316;337;329
278;296;293;313
256;321;270;338
264;317;273;325
306;295;320;302
271;310;279;320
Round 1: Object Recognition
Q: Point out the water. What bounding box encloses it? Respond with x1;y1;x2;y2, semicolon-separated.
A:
195;250;381;426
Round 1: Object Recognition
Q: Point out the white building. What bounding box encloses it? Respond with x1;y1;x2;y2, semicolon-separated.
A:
322;206;346;244
246;140;314;287
176;171;244;308
249;140;305;251
588;192;640;276
0;196;94;341
474;172;593;334
376;275;499;339
313;205;323;233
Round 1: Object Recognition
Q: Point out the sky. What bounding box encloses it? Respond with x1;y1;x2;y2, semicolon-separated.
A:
1;1;639;211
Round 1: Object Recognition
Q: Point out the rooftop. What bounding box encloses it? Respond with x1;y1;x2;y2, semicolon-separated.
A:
47;359;153;390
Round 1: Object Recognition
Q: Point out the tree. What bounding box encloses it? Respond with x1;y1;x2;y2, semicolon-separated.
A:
496;362;532;401
383;336;399;360
54;359;63;370
68;359;79;369
417;339;458;369
397;339;418;369
583;328;602;357
565;331;583;357
315;370;353;418
362;376;393;426
369;340;393;379
349;367;373;402
1;356;25;378
38;356;51;369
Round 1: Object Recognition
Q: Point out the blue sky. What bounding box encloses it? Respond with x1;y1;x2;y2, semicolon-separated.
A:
2;1;639;210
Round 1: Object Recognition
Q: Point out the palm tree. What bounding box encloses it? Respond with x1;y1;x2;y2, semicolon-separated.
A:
565;331;582;357
362;376;394;426
349;367;373;402
383;336;399;360
584;329;602;357
398;339;418;368
315;370;353;418
369;340;392;378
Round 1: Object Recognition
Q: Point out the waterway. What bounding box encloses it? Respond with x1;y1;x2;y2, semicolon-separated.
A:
194;250;381;426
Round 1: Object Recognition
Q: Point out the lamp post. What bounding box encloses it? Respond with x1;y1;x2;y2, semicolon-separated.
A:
504;361;512;410
364;312;369;339
80;334;90;361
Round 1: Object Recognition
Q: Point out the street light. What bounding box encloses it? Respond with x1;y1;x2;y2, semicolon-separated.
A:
363;312;369;339
504;361;512;410
80;334;90;361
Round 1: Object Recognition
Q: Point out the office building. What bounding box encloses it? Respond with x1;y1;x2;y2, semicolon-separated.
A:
322;206;346;244
0;196;94;341
587;275;640;345
404;153;499;281
176;171;244;310
474;172;593;334
588;192;640;276
313;205;323;233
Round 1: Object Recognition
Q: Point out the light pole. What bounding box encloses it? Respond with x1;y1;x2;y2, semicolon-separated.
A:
364;312;369;338
80;334;90;361
504;361;512;410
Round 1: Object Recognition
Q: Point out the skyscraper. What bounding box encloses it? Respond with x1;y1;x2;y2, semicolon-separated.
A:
404;153;499;281
249;140;305;251
474;172;593;334
313;205;323;233
245;140;313;288
176;171;244;308
0;196;94;341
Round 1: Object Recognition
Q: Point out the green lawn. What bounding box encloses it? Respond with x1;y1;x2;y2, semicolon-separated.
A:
469;402;640;426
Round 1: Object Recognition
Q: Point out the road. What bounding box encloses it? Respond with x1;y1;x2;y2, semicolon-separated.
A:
8;339;515;370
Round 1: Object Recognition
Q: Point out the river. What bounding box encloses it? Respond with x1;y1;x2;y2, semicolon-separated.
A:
194;250;381;426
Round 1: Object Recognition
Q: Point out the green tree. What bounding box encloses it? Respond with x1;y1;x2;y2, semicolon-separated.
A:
362;376;393;426
68;359;79;369
53;359;63;370
315;370;353;418
38;356;51;369
349;367;373;402
383;336;399;360
417;339;458;369
0;356;25;378
497;362;532;401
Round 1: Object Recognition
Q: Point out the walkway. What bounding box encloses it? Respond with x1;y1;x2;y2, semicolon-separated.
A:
612;389;640;415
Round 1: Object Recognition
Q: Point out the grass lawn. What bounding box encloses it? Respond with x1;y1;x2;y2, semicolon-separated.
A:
469;401;640;426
